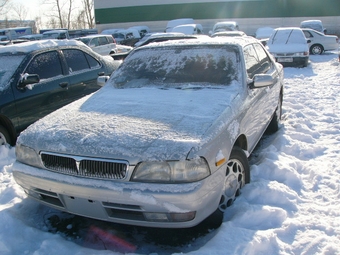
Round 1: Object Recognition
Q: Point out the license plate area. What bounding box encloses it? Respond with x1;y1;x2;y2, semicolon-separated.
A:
278;57;293;62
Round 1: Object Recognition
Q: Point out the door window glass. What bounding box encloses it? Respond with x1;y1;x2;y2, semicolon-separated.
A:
63;49;89;72
98;36;108;45
26;51;63;80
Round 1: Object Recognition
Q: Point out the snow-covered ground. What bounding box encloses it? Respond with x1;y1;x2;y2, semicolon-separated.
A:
1;52;339;255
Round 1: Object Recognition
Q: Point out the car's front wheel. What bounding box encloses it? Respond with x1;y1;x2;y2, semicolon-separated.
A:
0;125;12;146
206;147;250;229
310;44;324;55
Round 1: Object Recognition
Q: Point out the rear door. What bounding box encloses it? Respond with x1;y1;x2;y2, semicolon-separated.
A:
62;48;103;103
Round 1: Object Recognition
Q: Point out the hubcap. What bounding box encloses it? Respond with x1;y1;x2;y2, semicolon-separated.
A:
219;158;245;211
312;46;322;55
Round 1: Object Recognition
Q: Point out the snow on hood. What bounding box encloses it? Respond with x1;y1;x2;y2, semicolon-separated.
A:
19;83;240;163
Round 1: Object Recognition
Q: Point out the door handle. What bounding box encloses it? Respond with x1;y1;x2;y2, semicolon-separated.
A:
59;82;69;88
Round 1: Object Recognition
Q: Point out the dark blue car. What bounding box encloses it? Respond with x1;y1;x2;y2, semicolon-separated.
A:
0;39;120;146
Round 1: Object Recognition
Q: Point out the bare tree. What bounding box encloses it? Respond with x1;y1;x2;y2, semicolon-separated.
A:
82;0;94;28
12;4;28;26
44;0;76;29
0;0;11;15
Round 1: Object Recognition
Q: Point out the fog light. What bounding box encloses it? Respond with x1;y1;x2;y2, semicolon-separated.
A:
143;211;196;222
144;213;169;222
170;212;196;222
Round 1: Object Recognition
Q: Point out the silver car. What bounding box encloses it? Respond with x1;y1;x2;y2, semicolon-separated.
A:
13;37;284;228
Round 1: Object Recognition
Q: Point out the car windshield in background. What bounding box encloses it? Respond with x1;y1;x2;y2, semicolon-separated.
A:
0;54;25;90
111;45;240;88
270;29;306;44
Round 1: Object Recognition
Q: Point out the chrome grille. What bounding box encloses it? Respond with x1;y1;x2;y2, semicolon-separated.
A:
41;152;128;179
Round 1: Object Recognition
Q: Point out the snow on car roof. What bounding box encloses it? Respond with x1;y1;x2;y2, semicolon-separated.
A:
0;39;86;54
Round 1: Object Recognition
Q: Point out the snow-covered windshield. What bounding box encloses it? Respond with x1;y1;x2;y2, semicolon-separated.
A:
0;55;25;91
110;45;240;88
269;29;306;44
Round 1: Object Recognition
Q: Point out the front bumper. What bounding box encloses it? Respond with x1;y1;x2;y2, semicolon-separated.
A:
275;56;309;67
12;161;225;228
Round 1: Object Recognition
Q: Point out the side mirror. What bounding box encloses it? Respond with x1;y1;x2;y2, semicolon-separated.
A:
307;39;311;44
17;74;40;89
97;75;110;86
251;73;276;88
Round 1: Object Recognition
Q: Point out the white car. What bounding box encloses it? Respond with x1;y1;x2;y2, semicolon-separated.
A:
210;21;240;35
171;24;203;35
211;31;246;37
302;28;339;55
77;34;117;56
267;27;309;67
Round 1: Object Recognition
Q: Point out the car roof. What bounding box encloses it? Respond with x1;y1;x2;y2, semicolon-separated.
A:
136;36;259;50
0;39;86;54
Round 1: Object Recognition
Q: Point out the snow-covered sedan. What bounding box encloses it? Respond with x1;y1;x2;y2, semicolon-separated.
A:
267;27;310;67
13;37;284;229
302;28;339;55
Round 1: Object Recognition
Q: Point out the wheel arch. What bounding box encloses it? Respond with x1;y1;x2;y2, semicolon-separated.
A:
233;134;248;152
310;43;324;54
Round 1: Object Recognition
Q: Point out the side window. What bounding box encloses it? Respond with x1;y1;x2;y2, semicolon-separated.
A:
253;43;271;74
244;45;259;79
107;36;114;44
63;49;89;72
303;31;312;38
85;53;101;69
98;36;108;46
90;38;99;47
26;51;63;80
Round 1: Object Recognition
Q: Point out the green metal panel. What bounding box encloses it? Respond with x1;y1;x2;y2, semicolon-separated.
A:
95;0;340;25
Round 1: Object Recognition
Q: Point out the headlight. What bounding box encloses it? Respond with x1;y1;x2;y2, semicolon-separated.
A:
294;52;309;56
15;143;43;168
131;158;210;183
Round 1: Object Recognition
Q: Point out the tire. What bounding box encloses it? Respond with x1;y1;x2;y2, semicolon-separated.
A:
310;44;324;55
207;147;250;229
0;125;12;146
266;94;282;134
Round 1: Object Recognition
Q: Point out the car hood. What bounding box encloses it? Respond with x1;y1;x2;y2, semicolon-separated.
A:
18;83;240;164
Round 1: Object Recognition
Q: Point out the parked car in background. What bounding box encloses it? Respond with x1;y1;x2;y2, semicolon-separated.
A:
255;27;274;40
134;32;197;47
108;29;141;46
300;20;326;34
42;29;70;39
128;26;150;38
210;21;239;35
76;34;117;55
171;24;203;35
165;18;194;32
267;27;310;67
18;34;43;41
0;39;30;46
211;31;246;37
12;36;283;229
301;28;339;55
0;39;120;146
